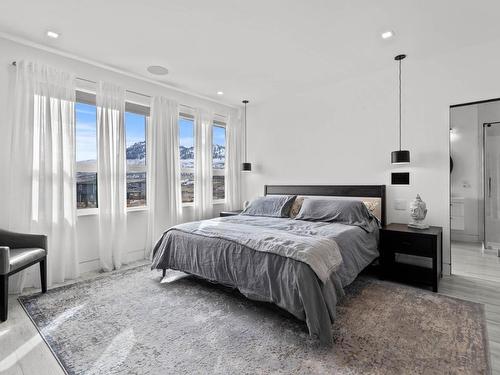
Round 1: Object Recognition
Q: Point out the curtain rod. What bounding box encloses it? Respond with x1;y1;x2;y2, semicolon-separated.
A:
11;61;228;117
12;61;151;99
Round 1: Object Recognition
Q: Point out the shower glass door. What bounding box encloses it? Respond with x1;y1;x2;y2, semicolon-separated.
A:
484;123;500;250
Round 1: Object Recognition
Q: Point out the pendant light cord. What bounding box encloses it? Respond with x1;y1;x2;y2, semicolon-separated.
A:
398;58;402;151
243;100;248;161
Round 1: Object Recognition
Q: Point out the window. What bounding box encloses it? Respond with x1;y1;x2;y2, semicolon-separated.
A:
76;99;98;209
179;115;195;203
212;121;226;201
125;109;147;208
75;91;149;211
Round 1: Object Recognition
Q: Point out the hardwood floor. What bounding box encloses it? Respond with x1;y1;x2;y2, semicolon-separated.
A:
452;241;500;283
0;261;149;375
0;263;499;374
0;294;63;375
440;275;500;373
449;241;500;372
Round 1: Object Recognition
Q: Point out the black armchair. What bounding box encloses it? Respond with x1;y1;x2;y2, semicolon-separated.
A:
0;229;47;322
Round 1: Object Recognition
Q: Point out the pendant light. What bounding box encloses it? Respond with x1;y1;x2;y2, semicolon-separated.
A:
242;100;252;171
391;54;411;164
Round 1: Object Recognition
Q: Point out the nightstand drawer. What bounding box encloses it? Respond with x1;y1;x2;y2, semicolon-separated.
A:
384;232;434;257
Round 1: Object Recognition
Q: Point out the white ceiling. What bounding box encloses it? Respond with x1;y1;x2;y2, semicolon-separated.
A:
1;0;500;105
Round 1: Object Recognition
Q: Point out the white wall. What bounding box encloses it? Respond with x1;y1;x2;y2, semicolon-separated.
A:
0;37;235;275
242;38;500;275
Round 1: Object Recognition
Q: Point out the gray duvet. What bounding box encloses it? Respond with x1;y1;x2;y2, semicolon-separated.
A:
151;215;379;345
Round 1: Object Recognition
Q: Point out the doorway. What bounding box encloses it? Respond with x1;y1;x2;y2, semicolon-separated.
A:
484;122;500;252
450;99;500;282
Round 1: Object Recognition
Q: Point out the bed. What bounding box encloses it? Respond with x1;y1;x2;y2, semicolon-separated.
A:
151;185;385;345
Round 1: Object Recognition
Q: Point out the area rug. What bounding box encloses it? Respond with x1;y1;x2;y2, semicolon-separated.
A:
19;266;490;375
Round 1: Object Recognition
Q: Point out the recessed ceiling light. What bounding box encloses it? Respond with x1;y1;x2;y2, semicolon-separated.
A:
46;30;59;39
381;30;394;39
216;91;224;96
147;65;169;75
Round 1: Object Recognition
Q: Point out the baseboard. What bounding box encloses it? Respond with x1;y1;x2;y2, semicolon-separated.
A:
485;241;500;250
443;263;451;276
8;249;149;293
78;249;147;274
128;248;148;263
78;259;100;274
450;233;480;243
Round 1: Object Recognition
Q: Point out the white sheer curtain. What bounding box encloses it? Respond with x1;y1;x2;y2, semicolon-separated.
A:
97;82;127;271
194;109;214;219
146;96;182;254
8;60;79;292
225;110;242;211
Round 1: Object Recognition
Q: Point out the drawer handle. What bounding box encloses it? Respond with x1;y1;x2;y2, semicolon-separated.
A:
401;241;411;246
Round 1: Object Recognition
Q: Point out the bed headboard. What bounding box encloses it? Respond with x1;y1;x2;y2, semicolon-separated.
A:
264;185;386;226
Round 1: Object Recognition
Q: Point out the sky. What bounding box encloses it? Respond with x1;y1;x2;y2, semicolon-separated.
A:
179;118;226;149
76;103;225;162
76;102;146;162
75;102;97;162
179;117;194;148
213;125;225;148
125;112;146;148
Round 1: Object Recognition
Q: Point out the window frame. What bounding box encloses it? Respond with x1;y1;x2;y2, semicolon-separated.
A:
125;101;150;211
179;112;196;207
75;91;151;214
212;119;227;204
75;90;99;216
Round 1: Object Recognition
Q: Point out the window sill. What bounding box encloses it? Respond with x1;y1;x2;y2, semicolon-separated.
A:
77;207;149;216
127;206;148;213
77;208;98;217
182;201;226;208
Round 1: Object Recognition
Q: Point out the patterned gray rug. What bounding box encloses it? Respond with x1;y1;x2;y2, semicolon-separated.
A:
19;266;490;375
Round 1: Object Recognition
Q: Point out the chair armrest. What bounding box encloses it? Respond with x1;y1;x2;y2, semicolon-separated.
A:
0;229;47;251
0;246;9;275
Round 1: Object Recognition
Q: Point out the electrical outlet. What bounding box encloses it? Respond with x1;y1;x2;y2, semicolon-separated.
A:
394;199;407;211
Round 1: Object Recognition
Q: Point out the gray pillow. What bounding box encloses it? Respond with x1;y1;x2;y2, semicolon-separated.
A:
294;198;378;231
241;195;296;218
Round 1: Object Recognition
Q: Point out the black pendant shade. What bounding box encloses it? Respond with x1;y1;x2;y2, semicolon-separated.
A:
391;54;411;164
391;150;410;164
242;162;252;171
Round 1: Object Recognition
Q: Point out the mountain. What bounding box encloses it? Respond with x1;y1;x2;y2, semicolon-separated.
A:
213;144;225;160
179;144;225;160
127;141;146;160
180;145;194;160
126;141;225;161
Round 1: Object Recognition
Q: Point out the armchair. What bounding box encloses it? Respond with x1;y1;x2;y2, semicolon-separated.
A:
0;229;47;322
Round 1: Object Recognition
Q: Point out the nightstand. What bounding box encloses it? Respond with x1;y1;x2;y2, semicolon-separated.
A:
219;210;242;217
380;223;443;292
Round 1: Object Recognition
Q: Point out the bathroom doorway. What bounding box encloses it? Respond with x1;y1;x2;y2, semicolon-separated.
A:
450;99;500;282
484;122;500;252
